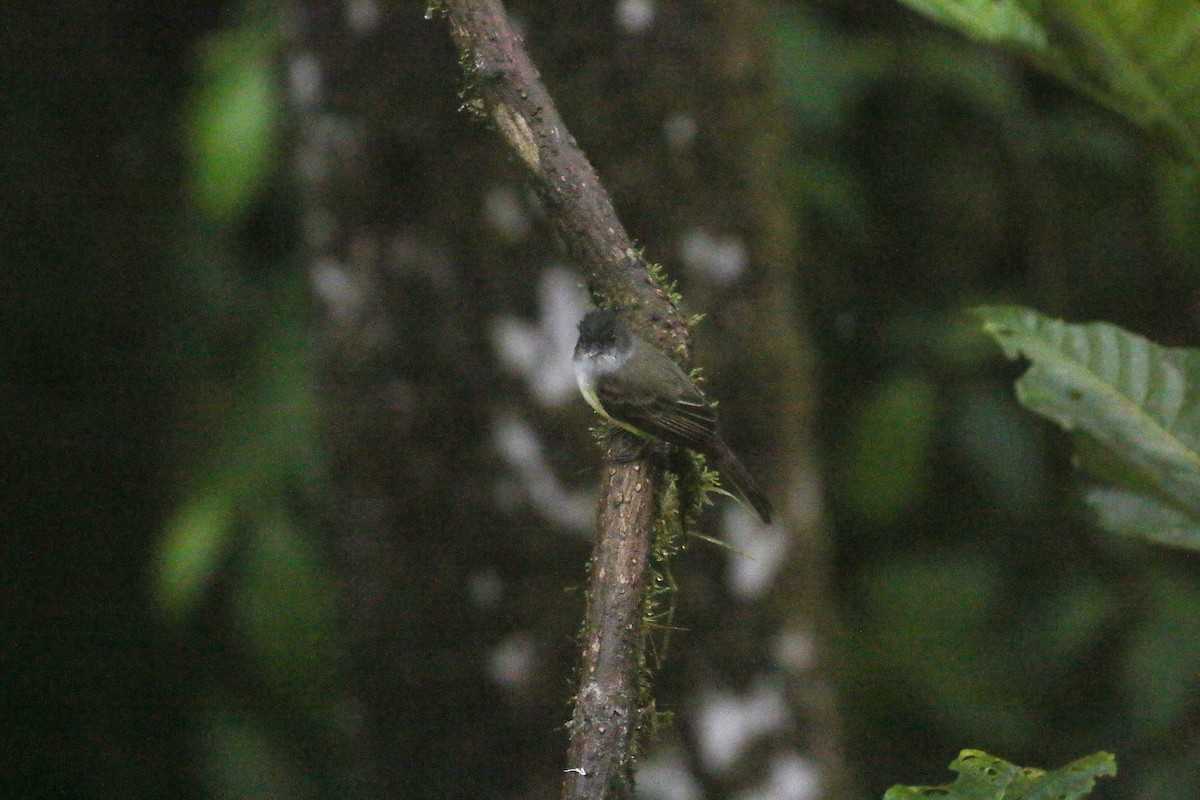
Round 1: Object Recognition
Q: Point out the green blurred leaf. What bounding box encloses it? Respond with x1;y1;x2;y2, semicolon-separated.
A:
1155;160;1200;261
156;492;238;619
885;749;1116;799
155;306;318;617
1121;573;1200;736
1033;577;1116;665
861;554;1033;746
771;5;888;128
953;385;1049;515
232;506;342;718
188;25;280;224
197;702;317;800
895;0;1200;164
841;372;939;525
977;305;1200;549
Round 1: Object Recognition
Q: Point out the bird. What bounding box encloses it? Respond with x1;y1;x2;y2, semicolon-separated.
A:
573;309;772;523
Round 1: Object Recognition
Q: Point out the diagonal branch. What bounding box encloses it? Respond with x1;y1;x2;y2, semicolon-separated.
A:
440;2;684;798
440;0;686;349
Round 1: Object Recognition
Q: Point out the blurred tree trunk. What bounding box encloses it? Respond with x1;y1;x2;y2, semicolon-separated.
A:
285;5;581;797
286;1;848;798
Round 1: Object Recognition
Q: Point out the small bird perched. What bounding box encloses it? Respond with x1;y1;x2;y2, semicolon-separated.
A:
573;309;772;524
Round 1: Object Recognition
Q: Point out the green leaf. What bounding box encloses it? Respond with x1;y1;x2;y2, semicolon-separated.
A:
977;305;1200;549
893;0;1049;51
895;0;1200;164
884;749;1116;799
986;306;1200;529
1082;485;1200;548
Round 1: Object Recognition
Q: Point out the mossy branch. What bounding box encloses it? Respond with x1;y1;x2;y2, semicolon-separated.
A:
438;2;693;798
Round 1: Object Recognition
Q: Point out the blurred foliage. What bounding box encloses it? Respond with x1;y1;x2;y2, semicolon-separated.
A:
156;312;320;618
884;749;1115;799
838;371;938;525
856;551;1033;748
895;1;1200;164
196;703;322;800
1121;572;1200;738
773;2;1200;798
154;2;351;797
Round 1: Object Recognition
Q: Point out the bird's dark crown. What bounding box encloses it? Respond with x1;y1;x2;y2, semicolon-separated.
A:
577;309;623;346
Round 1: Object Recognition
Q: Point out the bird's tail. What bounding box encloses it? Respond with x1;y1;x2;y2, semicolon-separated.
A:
711;438;773;524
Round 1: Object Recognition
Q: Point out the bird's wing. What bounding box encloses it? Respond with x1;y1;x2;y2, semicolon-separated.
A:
594;352;719;454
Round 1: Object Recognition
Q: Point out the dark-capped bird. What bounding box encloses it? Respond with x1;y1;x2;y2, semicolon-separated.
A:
573;309;772;523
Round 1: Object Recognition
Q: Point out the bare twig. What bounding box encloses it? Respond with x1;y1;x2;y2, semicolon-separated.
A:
440;2;685;798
